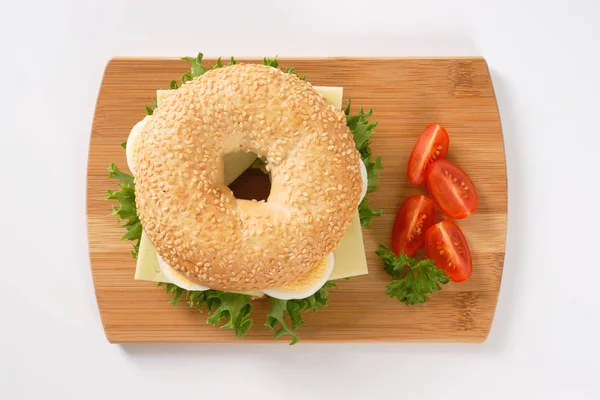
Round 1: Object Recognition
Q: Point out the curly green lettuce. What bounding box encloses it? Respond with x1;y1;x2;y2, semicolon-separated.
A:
376;245;449;305
105;164;142;258
145;53;236;115
345;102;383;228
265;281;336;344
106;53;382;343
158;283;253;338
159;279;336;344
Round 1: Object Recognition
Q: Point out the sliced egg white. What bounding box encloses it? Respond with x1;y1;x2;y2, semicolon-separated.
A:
359;159;368;204
263;253;335;300
156;255;209;291
125;115;151;176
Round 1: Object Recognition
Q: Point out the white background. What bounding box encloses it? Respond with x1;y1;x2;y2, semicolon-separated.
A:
1;0;599;398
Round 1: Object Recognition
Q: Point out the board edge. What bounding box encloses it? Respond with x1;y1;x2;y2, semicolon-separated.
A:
87;56;506;344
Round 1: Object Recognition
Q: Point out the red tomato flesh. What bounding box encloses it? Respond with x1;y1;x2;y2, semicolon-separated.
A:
426;159;478;219
391;195;436;257
407;124;450;185
425;220;472;282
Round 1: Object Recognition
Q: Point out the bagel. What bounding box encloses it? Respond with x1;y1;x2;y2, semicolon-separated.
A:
134;63;363;292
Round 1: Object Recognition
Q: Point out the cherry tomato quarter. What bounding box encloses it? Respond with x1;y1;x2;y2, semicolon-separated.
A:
425;220;472;282
407;124;450;185
391;195;436;257
426;159;478;219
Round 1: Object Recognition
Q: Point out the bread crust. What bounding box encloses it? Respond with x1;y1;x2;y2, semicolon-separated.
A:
135;64;361;291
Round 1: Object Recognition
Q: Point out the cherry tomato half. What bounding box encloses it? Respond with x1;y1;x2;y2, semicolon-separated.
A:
407;124;450;185
426;159;478;219
391;195;436;257
425;220;472;282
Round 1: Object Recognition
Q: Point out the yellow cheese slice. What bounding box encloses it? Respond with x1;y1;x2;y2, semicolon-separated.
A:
328;212;367;280
134;85;368;293
314;86;343;109
155;89;173;106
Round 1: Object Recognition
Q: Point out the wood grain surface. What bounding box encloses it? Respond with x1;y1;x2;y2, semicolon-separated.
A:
87;57;506;343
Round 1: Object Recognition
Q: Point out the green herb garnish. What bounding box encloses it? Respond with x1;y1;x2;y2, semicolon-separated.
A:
376;245;449;305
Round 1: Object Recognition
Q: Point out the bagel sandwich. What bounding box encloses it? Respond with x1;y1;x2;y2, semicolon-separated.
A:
106;54;382;343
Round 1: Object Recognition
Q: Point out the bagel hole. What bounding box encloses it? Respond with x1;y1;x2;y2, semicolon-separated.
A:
228;159;271;201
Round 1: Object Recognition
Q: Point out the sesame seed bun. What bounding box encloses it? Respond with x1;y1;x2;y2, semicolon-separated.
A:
134;63;362;291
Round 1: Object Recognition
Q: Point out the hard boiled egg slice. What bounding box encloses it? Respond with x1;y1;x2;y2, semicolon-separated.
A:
125;115;151;176
156;255;209;292
359;159;368;204
263;253;335;300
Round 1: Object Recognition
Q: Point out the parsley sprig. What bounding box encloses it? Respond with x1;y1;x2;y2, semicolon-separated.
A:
376;245;449;305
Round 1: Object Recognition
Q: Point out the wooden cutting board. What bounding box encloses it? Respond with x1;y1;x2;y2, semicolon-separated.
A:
87;57;506;343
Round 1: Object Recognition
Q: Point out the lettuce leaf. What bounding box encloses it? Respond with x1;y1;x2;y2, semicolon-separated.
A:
163;53;238;94
182;53;208;78
105;164;141;258
262;56;279;68
265;298;301;344
159;279;336;343
345;100;383;228
158;283;253;338
285;66;307;81
265;281;336;345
